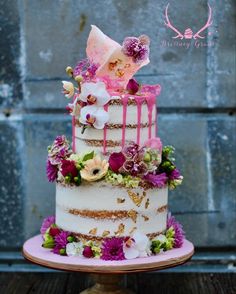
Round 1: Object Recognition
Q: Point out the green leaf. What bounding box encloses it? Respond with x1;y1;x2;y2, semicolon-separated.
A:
82;151;94;161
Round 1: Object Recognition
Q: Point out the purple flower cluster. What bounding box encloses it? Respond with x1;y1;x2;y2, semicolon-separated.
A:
122;35;150;63
73;58;98;81
53;231;71;254
46;135;72;182
40;215;56;234
143;173;168;188
167;214;185;248
101;237;125;261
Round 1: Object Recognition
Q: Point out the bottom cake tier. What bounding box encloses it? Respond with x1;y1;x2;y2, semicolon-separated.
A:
56;182;168;242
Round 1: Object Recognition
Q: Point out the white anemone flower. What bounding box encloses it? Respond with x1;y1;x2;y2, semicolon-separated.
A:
62;81;75;98
79;105;109;129
66;242;83;256
79;82;111;106
123;231;151;259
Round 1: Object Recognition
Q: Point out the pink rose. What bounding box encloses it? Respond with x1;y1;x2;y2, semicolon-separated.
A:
108;152;126;173
83;246;94;258
61;160;78;178
144;137;162;152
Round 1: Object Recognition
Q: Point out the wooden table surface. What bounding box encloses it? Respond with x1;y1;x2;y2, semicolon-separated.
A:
0;272;235;294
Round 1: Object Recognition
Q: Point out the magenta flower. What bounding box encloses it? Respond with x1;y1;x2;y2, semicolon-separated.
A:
83;246;94;258
101;238;125;261
167;214;185;248
123;158;148;177
122;35;150;63
46;160;58;182
126;78;140;95
108;152;126;173
73;58;98;81
123;142;139;159
40;216;55;234
144;137;162;152
169;168;181;180
54;231;70;249
61;160;78;178
143;172;168;188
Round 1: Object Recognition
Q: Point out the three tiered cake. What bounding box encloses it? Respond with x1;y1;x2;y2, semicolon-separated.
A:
41;25;184;260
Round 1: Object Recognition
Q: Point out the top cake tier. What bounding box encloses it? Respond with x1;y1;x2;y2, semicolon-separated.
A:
74;89;160;155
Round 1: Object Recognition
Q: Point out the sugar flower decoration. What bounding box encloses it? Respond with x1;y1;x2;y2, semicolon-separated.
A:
66;242;83;256
167;214;185;248
80;105;109;129
80;156;109;181
62;81;75;98
47;135;72;165
122;35;150;63
101;237;125;261
40;215;55;234
123;231;151;259
73;58;98;81
79;82;110;106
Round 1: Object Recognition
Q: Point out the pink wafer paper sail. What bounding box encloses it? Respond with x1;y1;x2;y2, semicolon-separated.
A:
86;25;150;89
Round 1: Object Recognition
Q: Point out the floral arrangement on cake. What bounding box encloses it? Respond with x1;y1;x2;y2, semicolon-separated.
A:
46;135;183;190
40;214;184;259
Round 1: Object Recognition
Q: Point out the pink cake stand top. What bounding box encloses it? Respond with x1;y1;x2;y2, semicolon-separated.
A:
23;235;194;274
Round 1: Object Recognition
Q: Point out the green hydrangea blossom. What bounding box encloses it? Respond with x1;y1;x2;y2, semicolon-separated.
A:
105;170;140;188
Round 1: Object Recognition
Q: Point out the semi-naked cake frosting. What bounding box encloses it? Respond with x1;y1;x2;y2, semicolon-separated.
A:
41;25;184;260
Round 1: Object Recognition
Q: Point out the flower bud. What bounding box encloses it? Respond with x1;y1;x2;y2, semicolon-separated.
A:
66;66;73;77
74;75;83;83
67;236;75;243
59;248;66;255
143;152;151;162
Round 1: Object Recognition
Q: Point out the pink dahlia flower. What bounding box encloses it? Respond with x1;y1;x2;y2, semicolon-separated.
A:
144;137;162;152
46;160;58;182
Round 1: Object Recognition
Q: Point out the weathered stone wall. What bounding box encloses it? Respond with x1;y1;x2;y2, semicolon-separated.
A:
0;0;235;249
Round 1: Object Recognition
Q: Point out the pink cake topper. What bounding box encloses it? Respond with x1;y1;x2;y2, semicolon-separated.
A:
86;25;150;88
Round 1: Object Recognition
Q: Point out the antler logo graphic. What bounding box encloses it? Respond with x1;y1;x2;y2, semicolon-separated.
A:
165;3;213;40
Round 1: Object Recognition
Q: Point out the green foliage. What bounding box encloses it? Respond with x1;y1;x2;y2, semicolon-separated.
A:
42;233;55;248
82;151;95;161
105;170;140;188
151;228;175;254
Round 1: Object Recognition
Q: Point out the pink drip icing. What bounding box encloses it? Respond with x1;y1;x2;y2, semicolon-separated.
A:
155;96;158;136
146;94;156;139
72;96;76;153
121;95;129;148
134;96;145;145
103;104;109;154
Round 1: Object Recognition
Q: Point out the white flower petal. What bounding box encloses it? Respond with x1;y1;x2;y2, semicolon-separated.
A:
79;83;97;102
133;231;149;251
79;82;110;106
93;108;109;129
66;242;83;256
123;246;139;259
79;105;99;124
62;81;74;98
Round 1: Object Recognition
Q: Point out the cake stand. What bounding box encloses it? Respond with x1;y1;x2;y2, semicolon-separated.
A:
23;235;194;294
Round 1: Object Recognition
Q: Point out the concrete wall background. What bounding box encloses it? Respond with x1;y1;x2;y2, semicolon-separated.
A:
0;0;235;249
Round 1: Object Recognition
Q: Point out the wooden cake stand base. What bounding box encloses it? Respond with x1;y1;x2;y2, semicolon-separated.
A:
23;235;194;294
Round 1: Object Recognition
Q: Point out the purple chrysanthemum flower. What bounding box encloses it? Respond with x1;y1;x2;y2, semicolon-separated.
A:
143;172;168;188
46;160;58;182
40;215;55;234
122;36;150;63
54;231;70;249
169;168;181;180
101;237;125;261
167;214;185;248
73;58;98;81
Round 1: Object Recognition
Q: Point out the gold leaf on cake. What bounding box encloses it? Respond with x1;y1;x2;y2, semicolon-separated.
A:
142;215;149;222
127;190;146;207
117;198;125;204
102;230;110;237
128;210;138;223
89;228;97;235
129;227;137;235
145;198;150;209
115;223;125;236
